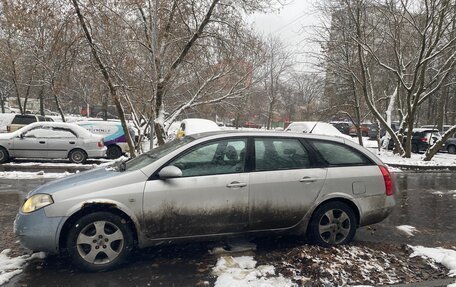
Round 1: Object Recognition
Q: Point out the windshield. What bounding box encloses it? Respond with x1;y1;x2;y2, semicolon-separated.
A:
123;136;194;171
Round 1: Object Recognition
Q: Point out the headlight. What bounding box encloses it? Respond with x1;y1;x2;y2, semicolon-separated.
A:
21;194;54;213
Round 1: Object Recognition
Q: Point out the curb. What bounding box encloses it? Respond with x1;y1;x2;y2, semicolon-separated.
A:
0;164;97;173
386;164;456;171
389;278;455;287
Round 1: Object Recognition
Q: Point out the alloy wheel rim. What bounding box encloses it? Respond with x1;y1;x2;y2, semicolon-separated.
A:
318;209;351;245
76;220;124;265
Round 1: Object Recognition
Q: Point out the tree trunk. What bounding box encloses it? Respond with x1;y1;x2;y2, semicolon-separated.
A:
424;125;456;161
39;88;44;116
72;0;136;157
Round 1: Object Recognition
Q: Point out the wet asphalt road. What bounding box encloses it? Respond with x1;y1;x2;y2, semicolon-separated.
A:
1;171;455;286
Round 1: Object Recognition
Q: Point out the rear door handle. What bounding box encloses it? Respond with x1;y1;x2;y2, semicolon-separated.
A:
226;181;247;188
299;177;317;183
39;141;46;144
69;141;75;144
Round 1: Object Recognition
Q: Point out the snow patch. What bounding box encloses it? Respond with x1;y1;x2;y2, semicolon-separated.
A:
409;245;456;277
0;249;45;285
0;171;72;179
212;256;294;287
396;225;419;236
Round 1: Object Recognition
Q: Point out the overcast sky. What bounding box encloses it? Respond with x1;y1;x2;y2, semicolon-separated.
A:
248;0;322;72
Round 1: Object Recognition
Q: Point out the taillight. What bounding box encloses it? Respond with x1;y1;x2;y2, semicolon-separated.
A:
379;165;393;196
98;141;104;148
420;137;427;143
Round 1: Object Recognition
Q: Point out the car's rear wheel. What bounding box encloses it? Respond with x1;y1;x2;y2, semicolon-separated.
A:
448;145;456;155
309;201;356;248
69;149;88;164
0;147;10;164
66;212;133;272
106;145;122;159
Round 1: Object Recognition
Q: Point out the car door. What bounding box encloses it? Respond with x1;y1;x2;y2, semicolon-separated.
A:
11;126;49;158
248;137;327;231
142;137;249;239
45;127;78;159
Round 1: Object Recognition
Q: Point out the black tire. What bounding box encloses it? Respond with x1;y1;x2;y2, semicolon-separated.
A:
106;145;122;159
66;212;134;272
411;144;419;153
309;201;357;248
69;149;88;164
448;145;456;155
0;147;10;164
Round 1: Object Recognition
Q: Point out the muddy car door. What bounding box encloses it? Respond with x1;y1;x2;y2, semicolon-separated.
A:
142;137;249;239
248;137;327;230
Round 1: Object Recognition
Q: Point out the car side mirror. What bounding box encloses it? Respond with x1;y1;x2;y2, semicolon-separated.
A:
158;165;182;179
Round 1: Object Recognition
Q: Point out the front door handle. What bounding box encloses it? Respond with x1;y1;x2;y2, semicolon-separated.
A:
299;177;317;183
39;141;46;144
69;141;75;144
226;181;247;188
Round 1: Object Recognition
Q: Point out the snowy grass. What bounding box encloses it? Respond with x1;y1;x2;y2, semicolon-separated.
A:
0;171;73;179
409;246;456;277
0;249;45;285
212;256;294;287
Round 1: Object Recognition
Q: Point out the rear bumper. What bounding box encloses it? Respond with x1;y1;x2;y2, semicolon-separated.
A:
358;195;395;226
86;147;107;158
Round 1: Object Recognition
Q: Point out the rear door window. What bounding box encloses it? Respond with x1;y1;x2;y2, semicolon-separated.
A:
309;140;373;166
254;138;310;171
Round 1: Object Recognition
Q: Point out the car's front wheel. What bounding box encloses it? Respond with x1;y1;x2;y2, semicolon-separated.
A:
309;201;357;248
69;149;88;164
0;147;10;164
66;212;134;272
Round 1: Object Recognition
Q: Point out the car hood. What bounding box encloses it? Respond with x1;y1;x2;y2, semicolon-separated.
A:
29;167;121;196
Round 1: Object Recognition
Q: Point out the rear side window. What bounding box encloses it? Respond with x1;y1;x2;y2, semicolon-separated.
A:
310;140;372;166
12;115;36;125
254;138;310;171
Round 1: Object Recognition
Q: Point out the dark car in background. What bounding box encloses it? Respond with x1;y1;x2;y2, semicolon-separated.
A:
369;122;399;140
349;123;371;137
387;128;441;153
330;122;351;135
421;125;456;154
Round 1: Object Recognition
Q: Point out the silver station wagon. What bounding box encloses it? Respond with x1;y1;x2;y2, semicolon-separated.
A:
14;131;395;271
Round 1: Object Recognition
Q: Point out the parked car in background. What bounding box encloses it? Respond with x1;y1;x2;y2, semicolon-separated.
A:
0;122;106;164
421;125;456;154
6;114;54;133
175;118;221;139
368;122;400;140
348;123;371;137
387;128;441;153
77;120;135;159
285;121;355;141
15;131;394;271
330;122;351;135
242;121;262;129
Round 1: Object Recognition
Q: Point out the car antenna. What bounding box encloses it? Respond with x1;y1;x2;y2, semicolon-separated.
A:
309;115;326;134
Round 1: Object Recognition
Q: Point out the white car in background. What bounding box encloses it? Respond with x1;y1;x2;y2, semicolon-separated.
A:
0;122;106;164
285;121;355;141
175;118;221;139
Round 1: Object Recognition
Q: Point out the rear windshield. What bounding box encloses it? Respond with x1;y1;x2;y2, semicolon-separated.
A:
12;115;36;125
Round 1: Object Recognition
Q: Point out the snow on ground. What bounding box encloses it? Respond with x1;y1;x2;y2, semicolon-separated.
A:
212;256;294;287
396;225;419;236
409;246;456;277
372;149;456;167
0;249;45;285
0;171;72;179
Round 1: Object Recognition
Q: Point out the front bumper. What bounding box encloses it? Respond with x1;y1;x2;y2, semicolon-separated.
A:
14;209;66;254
